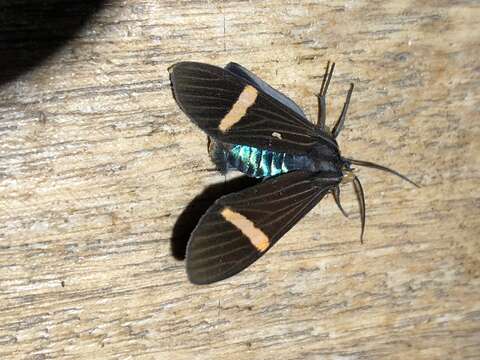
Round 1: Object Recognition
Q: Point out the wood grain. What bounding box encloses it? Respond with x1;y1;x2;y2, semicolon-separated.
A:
1;0;479;359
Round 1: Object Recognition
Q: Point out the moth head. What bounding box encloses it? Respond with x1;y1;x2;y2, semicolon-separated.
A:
340;159;357;184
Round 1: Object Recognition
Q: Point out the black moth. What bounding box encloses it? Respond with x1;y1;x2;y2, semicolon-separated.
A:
169;61;418;285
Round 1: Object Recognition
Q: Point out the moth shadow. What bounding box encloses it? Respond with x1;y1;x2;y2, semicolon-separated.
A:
171;175;260;260
0;0;109;85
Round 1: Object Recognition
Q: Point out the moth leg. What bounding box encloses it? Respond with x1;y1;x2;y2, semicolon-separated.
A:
332;186;348;218
207;137;230;174
332;83;354;138
207;136;212;153
352;175;365;244
316;61;335;129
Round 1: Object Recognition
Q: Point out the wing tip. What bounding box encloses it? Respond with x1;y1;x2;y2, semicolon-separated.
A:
186;269;211;285
185;255;234;285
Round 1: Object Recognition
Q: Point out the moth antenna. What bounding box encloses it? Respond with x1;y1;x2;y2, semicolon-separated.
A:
319;61;335;97
352;176;365;244
318;61;329;98
332;186;348;218
346;158;420;188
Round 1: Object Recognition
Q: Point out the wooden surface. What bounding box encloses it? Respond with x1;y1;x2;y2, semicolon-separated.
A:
1;1;479;359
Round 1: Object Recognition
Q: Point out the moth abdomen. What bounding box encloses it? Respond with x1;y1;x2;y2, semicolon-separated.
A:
227;144;317;178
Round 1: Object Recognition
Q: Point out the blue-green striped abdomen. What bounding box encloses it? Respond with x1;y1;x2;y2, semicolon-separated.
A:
227;144;314;178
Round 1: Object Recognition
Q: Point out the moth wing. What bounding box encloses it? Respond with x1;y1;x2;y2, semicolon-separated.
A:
224;62;307;119
186;171;338;284
169;62;322;154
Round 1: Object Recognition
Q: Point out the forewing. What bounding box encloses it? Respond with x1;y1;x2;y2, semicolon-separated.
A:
186;171;338;284
224;62;307;119
170;62;319;154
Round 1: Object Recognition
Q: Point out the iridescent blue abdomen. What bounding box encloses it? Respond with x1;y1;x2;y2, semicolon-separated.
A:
227;144;315;178
208;139;343;178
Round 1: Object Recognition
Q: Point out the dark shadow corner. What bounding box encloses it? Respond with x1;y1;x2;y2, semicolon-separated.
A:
0;0;110;86
170;175;261;261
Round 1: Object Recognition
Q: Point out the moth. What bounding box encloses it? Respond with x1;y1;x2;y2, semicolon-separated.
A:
169;61;418;284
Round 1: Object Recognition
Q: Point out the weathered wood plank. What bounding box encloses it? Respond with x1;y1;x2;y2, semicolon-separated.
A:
0;0;479;359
